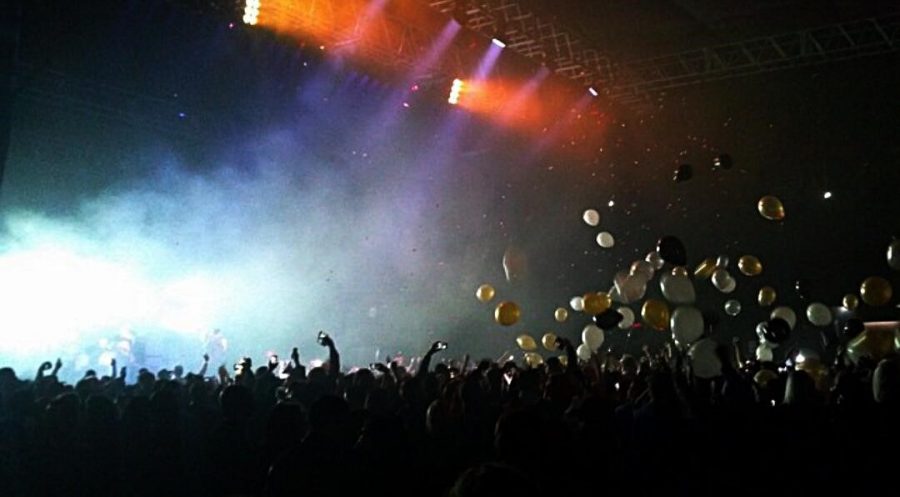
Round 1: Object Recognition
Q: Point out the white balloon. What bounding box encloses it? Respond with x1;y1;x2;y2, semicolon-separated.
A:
583;209;600;227
770;306;797;330
711;269;731;290
670;306;704;346
756;343;774;362
570;296;584;311
716;255;730;269
689;338;722;379
630;260;655;280
576;343;592;361
596;231;615;248
582;324;605;352
888;240;900;271
660;272;696;304
622;273;649;303
724;299;742;316
806;302;833;327
721;277;737;294
645;251;665;270
617;307;635;329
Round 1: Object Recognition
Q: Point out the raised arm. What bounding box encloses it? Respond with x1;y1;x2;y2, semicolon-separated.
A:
318;332;340;379
35;361;52;381
416;341;447;378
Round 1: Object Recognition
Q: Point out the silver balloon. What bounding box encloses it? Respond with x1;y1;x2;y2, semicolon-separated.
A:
645;251;665;270
721;277;737;294
724;299;742;316
888;240;900;270
660;272;696;304
756;343;774;362
716;255;730;269
670;306;704;346
630;260;655;281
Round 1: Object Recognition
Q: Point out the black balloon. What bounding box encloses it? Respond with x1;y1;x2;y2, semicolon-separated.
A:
657;236;688;266
673;164;693;182
712;154;733;171
840;318;865;341
593;308;624;330
762;318;791;344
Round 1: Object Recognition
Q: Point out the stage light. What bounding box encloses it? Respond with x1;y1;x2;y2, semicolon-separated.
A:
588;87;599;97
823;191;832;199
242;0;260;25
448;78;465;105
491;38;506;48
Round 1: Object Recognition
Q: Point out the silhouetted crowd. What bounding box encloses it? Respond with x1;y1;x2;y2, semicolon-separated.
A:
1;334;899;497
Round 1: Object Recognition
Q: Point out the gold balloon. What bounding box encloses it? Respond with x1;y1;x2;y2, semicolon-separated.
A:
641;299;670;331
495;301;521;326
758;195;785;221
524;352;544;368
516;334;537;351
758;286;777;307
738;255;763;276
558;355;568;367
554;307;568;323
753;369;778;388
842;293;859;311
582;292;612;315
671;266;689;278
847;326;900;364
541;332;558;351
694;258;716;279
860;276;893;307
475;284;496;303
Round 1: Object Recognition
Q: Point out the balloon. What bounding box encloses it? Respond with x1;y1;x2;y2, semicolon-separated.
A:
712;154;733;171
846;325;900;364
755;344;774;362
596;232;615;248
475;284;495;303
794;278;812;300
673;163;693;182
617;307;635;329
754;369;778;387
582;324;605;352
761;318;791;344
755;321;777;348
557;355;568;367
660;272;696;304
657;236;687;266
712;269;731;290
502;246;527;283
724;299;742;316
688;338;722;379
842;294;859;311
593;307;624;330
570;296;584;312
495;301;521;326
758;286;777;307
840;318;865;340
694;258;716;279
645;251;664;270
576;343;592;361
806;302;833;327
671;266;689;278
516;334;537;351
738;255;762;276
860;276;893;306
641;299;670;331
541;332;558;351
524;352;544;368
583;292;612;315
716;255;730;269
670;306;704;346
616;271;649;304
721;277;737;294
630;260;655;280
582;209;600;227
889;240;900;270
770;306;797;329
554;307;568;323
758;195;785;221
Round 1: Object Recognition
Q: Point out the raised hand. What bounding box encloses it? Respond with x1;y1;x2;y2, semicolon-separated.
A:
429;341;448;354
203;353;210;363
40;361;52;371
290;347;300;365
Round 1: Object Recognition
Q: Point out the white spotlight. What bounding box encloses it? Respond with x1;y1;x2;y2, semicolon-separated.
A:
491;38;506;48
588;87;599;97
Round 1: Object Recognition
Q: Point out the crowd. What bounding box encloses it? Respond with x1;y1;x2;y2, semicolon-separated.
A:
1;332;899;497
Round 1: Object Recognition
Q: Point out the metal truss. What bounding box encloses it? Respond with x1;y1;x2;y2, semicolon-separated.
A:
426;0;612;86
606;14;900;106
